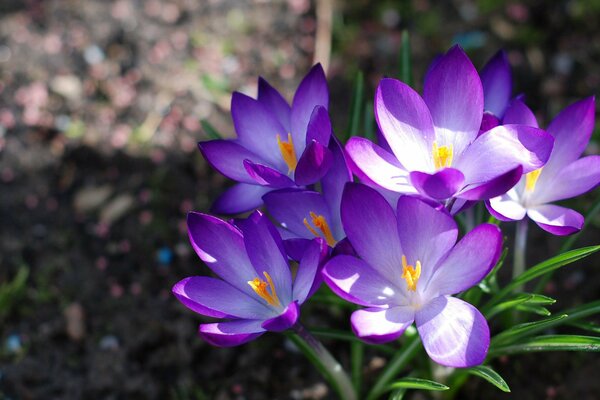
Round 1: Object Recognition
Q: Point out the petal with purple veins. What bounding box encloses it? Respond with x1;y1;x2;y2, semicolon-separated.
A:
212;183;272;214
409;168;465;200
291;64;329;147
294;140;333;186
351;306;415;344
199;320;265;347
527;204;584;236
199;140;265;184
480;50;512;118
486;190;527;221
258;77;291;133
502;98;538;127
243;160;295;188
262;301;300;332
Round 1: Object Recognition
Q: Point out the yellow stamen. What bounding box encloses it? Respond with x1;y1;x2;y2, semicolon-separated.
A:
303;212;337;247
247;271;281;307
525;168;543;192
401;255;421;292
277;133;298;173
432;141;453;170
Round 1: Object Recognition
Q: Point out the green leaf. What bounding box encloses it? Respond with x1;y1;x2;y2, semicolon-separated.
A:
567;321;600;334
491;314;568;346
200;120;222;140
398;30;413;87
386;378;449;392
515;304;551;316
347;71;365;140
489;335;600;357
0;266;29;319
466;366;511;393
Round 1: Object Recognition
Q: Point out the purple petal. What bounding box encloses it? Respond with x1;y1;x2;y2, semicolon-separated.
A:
544;97;595;173
480;50;512;118
294;140;333;186
502;98;538;127
458;166;523;201
323;255;405;307
199;320;265;347
527;205;584;236
262;301;299;332
199;140;263;183
424;46;484;156
533;155;600;204
231;92;289;170
243;160;295;188
351;307;415;344
282;238;312;262
345;137;415;193
341;183;404;282
456;125;553;186
187;212;258;295
212;183;272;214
479;112;500;134
321;138;353;236
258;77;291;133
237;211;292;303
425;224;502;297
416;296;489;367
375;78;435;171
486;191;527;221
291;64;329;147
396;196;458;288
409;168;465;200
293;239;327;304
305;105;332;145
173;276;271;319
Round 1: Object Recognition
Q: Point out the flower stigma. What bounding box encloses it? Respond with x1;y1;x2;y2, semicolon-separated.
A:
525;168;542;192
432;141;453;170
401;255;421;292
303;212;337;246
248;271;281;307
277;133;298;173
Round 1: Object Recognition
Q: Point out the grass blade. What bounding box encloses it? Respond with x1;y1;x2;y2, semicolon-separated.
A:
466;365;511;393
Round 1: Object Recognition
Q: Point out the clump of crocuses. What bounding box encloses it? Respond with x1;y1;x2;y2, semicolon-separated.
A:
173;44;600;400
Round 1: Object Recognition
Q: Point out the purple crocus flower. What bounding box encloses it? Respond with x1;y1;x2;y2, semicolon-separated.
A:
322;183;502;367
263;135;353;259
199;65;333;214
488;97;600;235
346;46;554;205
173;211;326;346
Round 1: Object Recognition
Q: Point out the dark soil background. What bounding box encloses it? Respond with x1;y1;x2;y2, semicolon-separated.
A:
0;1;599;399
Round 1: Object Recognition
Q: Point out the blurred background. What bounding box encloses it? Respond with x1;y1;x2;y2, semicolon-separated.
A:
0;0;599;399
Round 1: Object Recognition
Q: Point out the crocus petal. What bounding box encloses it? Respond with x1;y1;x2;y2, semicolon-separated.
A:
341;183;404;283
305;105;332;145
321;138;353;237
456;125;553;185
458;165;523;201
173;276;271;319
243;160;295;188
532;155;600;204
480;50;511;118
351;307;415;344
231;92;289;170
294;140;333;186
486;190;527;221
293;239;327;304
283;238;312;262
345;137;416;193
425;224;502;297
502;98;538;127
479;112;500;134
375;78;435;171
424;46;484;156
291;64;328;151
212;183;272;214
237;211;293;303
199;140;263;184
187;212;258;295
543;97;595;174
409;168;465;200
416;296;489;367
396;196;458;287
323;255;405;307
262;301;300;332
527;205;584;236
258;77;291;133
199;320;265;347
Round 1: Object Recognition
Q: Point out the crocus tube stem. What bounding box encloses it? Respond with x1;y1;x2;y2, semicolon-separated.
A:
513;218;529;288
288;323;357;400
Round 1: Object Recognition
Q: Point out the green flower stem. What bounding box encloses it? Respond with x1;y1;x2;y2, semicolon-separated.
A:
513;219;529;290
366;335;421;400
288;323;357;400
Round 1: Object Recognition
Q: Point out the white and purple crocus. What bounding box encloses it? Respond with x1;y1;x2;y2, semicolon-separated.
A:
199;64;333;214
172;211;326;346
323;183;502;367
346;46;554;207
